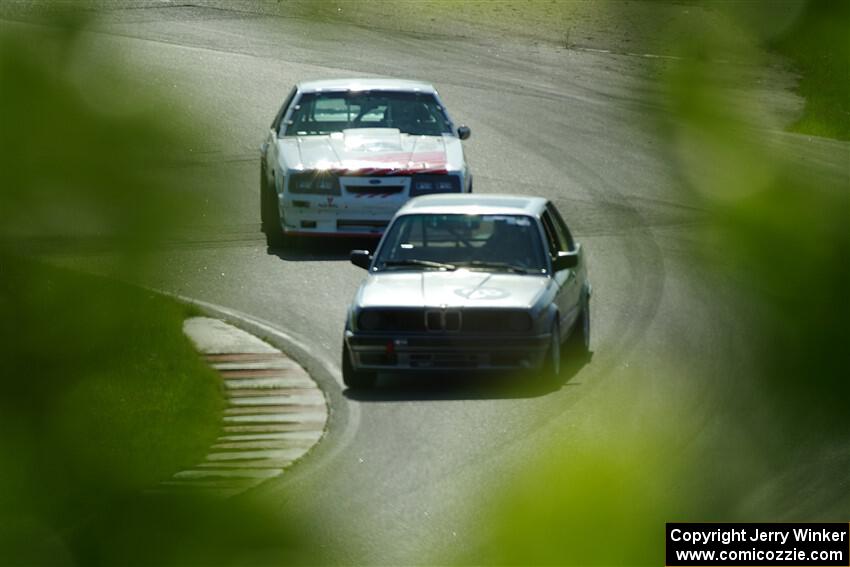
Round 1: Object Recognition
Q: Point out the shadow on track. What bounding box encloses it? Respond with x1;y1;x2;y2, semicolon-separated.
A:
345;351;593;402
266;236;381;262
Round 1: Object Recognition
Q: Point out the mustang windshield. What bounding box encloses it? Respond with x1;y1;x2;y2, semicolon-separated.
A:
285;91;452;136
375;214;547;273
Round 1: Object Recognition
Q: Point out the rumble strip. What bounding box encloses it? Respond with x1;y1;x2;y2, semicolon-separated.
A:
157;317;327;497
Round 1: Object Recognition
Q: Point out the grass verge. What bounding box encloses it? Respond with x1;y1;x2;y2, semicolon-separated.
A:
0;256;223;534
771;0;850;140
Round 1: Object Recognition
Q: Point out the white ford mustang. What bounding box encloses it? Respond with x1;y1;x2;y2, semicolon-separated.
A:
260;78;472;245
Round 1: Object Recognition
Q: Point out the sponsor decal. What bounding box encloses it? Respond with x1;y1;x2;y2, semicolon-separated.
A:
354;192;397;199
303;151;449;176
454;287;510;300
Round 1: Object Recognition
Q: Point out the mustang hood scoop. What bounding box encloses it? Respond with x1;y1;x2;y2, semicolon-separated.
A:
342;128;403;152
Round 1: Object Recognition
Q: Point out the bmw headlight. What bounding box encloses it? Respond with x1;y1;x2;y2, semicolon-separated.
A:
358;311;383;331
508;311;532;332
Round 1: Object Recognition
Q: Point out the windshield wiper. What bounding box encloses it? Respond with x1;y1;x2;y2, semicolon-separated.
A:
455;261;536;274
381;259;457;271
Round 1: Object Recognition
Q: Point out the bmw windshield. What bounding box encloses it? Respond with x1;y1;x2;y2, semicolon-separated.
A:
374;214;547;274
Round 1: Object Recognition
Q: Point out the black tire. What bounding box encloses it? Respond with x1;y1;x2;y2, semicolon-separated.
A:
542;321;561;383
260;163;287;248
342;342;377;389
568;291;591;359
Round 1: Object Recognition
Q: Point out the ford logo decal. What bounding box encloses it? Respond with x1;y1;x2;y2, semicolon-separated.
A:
369;179;381;185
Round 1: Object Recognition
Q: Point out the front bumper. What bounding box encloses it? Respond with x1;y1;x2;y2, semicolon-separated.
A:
279;171;467;236
282;205;392;236
345;331;551;372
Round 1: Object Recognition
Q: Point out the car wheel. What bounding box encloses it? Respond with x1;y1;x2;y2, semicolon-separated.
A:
542;321;561;382
342;342;377;390
260;164;287;248
568;291;591;359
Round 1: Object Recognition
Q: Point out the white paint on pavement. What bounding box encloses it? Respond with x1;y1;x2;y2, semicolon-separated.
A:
183;316;278;354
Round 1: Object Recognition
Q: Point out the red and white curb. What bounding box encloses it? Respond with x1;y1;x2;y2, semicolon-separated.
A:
160;317;327;496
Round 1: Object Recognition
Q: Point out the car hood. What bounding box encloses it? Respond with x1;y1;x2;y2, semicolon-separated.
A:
277;128;464;174
357;271;549;310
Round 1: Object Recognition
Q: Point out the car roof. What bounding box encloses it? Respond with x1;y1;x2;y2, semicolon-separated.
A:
297;78;438;95
397;194;549;217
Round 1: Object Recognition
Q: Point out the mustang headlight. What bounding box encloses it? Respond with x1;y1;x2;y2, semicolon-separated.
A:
411;175;460;196
288;171;341;195
295;176;313;191
315;176;337;192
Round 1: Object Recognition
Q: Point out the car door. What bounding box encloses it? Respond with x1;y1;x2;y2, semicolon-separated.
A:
541;205;582;338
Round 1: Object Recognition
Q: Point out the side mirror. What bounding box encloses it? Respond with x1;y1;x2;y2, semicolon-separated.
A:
350;250;372;270
552;248;579;272
457;125;471;140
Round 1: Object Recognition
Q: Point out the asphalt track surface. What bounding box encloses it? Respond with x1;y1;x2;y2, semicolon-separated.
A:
3;4;828;564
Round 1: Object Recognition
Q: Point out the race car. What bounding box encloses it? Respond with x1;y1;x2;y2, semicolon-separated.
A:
342;194;591;389
260;78;472;245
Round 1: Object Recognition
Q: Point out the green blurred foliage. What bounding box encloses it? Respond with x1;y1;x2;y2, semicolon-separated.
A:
661;0;850;438
2;2;845;566
473;418;681;565
69;494;312;566
471;1;849;564
0;10;288;566
0;12;193;257
0;257;223;489
0;259;229;562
